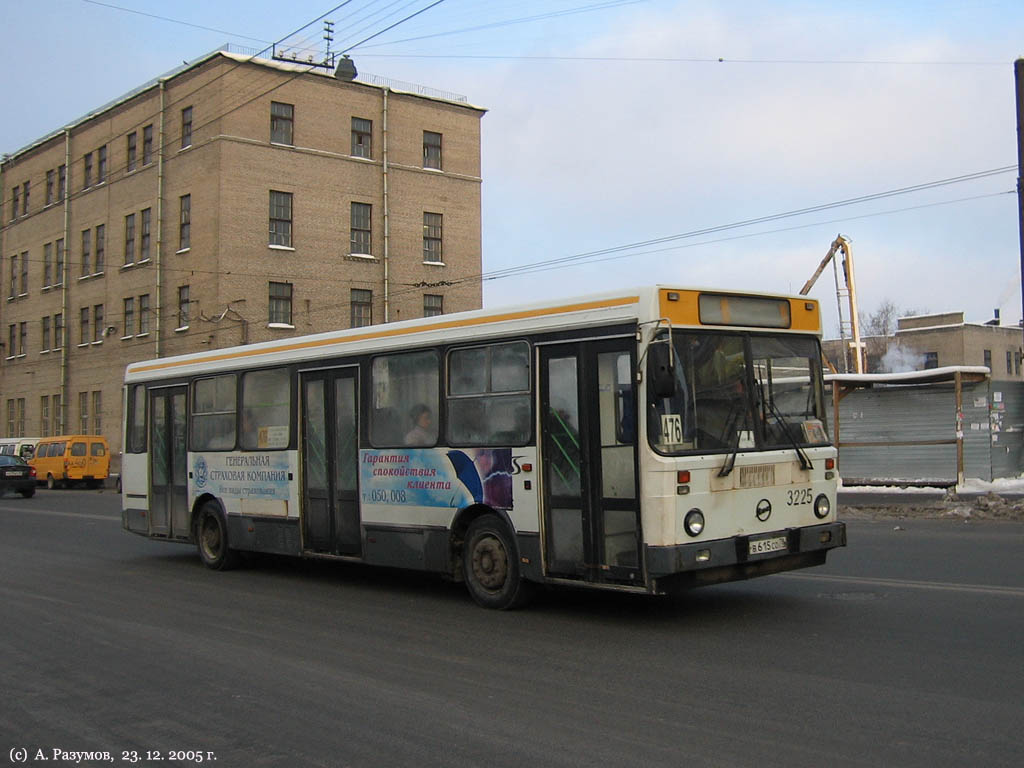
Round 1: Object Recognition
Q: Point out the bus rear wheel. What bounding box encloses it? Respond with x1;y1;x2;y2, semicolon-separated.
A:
196;503;241;571
463;514;533;609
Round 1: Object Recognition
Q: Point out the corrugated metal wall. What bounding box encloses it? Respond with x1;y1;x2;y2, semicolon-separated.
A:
833;381;1024;484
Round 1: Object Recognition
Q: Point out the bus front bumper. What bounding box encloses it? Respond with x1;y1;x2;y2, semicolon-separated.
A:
646;521;847;593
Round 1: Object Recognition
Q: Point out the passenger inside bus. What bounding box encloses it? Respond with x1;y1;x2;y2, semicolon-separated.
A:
404;405;435;446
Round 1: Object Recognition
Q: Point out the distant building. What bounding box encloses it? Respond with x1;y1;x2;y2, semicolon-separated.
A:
823;310;1023;381
0;50;485;459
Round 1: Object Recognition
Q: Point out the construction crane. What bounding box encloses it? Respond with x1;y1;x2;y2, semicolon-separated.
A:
800;235;865;374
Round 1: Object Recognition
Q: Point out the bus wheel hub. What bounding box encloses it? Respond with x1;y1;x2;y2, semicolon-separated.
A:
471;537;507;590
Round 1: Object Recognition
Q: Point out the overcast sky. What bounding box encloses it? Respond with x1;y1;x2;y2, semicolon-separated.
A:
3;0;1022;336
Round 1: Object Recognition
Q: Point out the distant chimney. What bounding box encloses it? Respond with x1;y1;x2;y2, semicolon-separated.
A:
985;308;1001;326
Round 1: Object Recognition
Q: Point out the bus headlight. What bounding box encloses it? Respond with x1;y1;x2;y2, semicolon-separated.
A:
684;509;705;537
814;494;831;519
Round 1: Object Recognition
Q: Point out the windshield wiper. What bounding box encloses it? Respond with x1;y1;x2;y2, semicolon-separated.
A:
717;401;747;478
760;384;813;471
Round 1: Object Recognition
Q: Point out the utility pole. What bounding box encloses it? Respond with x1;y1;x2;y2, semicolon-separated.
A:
1015;58;1024;348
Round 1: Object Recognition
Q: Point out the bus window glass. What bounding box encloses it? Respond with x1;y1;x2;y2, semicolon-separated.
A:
191;374;237;451
749;336;827;447
91;442;106;456
371;351;439;447
241;368;291;449
71;442;87;457
447;342;531;446
128;384;146;452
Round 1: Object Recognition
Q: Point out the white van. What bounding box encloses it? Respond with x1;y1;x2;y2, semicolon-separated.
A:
0;437;41;461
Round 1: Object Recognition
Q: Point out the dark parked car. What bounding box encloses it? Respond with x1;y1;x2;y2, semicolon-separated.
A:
0;454;36;497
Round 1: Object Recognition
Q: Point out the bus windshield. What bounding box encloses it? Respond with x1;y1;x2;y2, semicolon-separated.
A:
647;331;828;455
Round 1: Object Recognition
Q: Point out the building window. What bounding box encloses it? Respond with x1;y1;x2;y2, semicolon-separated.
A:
18;322;26;356
269;190;292;247
97;146;107;183
92;391;102;435
350;202;372;255
43;243;52;287
10;186;19;221
80;307;90;345
55;238;64;285
40;396;50;438
54;313;63;349
81;229;91;276
423;131;442;169
6;400;13;437
142;124;153;166
79;392;89;435
352;117;372;158
138;294;150;334
123;297;134;337
270;101;294;145
127;132;137;172
179;194;191;250
8;255;15;299
19;251;27;295
52;393;61;435
269;282;292;325
177;286;190;328
93;304;104;342
140;208;152;261
41;316;51;351
83;152;93;189
424;294;443;317
351;289;372;328
57;164;66;200
181;106;193;149
923;352;938;370
983;349;992;370
6;326;13;359
423;212;443;263
124;213;135;264
21;182;29;216
1007;351;1014;376
46;170;54;205
16;398;25;437
95;224;105;272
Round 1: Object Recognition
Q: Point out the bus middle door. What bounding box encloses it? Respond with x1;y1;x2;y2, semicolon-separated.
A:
300;368;361;556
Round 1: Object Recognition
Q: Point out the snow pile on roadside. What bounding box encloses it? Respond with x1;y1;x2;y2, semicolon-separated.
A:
841;492;1024;522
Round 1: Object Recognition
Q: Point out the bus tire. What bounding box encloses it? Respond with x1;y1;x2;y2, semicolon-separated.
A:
463;514;533;610
196;502;241;571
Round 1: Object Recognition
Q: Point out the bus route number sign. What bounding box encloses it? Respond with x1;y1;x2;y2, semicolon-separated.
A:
661;414;684;445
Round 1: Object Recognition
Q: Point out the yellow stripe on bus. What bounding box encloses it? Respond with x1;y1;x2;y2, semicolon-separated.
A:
130;294;641;375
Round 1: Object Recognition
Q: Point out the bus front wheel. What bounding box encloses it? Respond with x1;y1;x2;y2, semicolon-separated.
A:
463;514;533;609
196;503;241;571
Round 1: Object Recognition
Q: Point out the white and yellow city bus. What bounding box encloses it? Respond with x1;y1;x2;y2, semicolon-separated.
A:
122;285;845;608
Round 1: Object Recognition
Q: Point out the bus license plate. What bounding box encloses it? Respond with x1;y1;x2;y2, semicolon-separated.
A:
749;536;787;556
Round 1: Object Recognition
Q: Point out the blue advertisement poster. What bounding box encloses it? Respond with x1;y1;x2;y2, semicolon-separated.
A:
360;448;513;509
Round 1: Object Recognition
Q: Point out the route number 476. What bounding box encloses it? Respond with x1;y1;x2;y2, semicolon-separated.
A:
661;414;684;445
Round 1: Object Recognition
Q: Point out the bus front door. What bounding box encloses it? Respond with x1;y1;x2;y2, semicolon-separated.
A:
149;386;189;539
540;340;642;585
301;368;361;556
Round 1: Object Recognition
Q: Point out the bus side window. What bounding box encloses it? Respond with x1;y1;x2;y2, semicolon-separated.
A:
240;368;290;450
128;384;147;453
447;341;531;446
371;351;439;448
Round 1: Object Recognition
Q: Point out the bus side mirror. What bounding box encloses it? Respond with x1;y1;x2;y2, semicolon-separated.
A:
649;343;676;398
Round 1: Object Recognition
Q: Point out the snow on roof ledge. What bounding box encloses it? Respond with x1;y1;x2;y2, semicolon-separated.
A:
826;365;990;386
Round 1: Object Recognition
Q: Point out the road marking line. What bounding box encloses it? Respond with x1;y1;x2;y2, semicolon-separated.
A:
778;572;1024;597
0;504;116;522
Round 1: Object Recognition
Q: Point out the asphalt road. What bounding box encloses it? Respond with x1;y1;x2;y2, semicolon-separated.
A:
1;489;1022;768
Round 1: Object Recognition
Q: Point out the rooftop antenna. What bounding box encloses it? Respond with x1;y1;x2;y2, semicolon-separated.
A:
324;20;335;68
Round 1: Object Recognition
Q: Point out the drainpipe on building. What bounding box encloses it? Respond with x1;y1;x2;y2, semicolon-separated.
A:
155;80;166;358
60;129;71;433
382;88;390;323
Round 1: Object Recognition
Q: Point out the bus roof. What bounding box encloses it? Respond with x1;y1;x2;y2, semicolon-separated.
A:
124;285;821;383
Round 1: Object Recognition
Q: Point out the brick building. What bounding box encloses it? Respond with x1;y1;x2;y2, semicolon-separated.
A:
823;310;1024;381
0;51;485;462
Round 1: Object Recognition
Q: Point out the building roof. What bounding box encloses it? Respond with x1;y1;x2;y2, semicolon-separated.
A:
827;365;990;387
2;48;485;166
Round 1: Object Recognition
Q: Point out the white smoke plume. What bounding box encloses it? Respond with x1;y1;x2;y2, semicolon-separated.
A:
880;346;926;373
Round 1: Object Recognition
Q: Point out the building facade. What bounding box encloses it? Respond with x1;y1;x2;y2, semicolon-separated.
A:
823;311;1024;381
0;52;485;465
